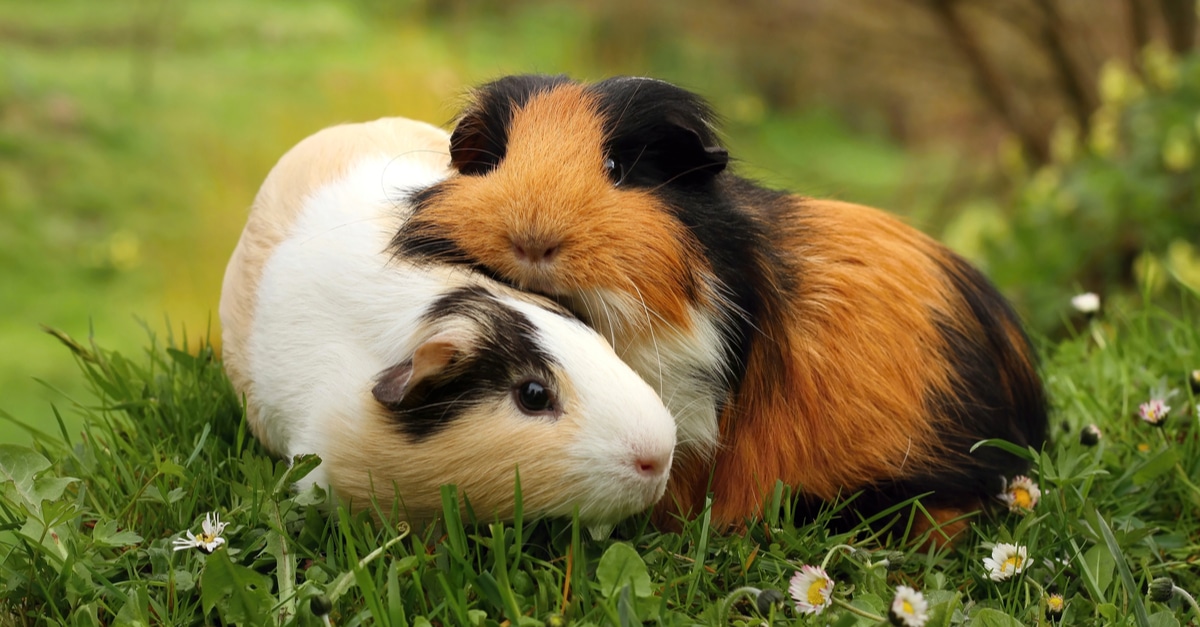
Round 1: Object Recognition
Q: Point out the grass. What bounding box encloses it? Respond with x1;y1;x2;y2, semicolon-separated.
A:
2;295;1199;626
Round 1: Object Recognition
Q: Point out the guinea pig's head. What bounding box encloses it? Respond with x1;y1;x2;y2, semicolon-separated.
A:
323;283;677;525
392;75;730;337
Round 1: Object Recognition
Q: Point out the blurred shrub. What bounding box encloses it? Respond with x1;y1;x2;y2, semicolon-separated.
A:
978;44;1200;334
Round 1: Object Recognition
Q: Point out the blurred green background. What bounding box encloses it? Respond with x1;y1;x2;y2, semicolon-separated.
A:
2;0;1199;443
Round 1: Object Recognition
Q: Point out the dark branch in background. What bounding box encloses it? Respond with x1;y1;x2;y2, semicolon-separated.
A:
924;0;1049;162
1031;0;1096;132
1158;0;1196;54
1124;0;1150;71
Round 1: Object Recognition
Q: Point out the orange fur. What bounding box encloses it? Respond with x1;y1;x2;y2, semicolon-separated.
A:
401;80;1044;539
406;85;710;334
659;200;974;526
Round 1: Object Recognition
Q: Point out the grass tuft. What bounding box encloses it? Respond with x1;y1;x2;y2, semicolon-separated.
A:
2;299;1200;625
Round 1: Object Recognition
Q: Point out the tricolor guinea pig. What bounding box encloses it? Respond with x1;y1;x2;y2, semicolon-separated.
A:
219;116;676;524
391;75;1048;539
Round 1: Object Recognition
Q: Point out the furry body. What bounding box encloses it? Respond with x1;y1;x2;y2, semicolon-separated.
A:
393;76;1048;534
219;117;677;524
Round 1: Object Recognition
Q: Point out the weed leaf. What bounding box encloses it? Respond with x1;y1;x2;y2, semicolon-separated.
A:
597;542;651;598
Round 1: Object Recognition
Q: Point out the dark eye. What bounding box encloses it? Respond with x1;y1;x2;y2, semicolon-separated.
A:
514;380;556;415
603;157;624;187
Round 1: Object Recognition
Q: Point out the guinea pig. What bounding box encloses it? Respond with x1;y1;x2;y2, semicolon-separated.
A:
390;75;1049;539
218;116;677;525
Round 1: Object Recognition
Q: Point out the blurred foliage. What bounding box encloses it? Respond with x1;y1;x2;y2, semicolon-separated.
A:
975;44;1200;333
1;0;1197;439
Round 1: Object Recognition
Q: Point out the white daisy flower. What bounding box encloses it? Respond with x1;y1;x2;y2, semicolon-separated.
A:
788;564;834;615
889;585;929;626
983;543;1028;581
1138;399;1170;426
1046;592;1065;617
172;511;228;554
1070;292;1100;314
999;475;1041;512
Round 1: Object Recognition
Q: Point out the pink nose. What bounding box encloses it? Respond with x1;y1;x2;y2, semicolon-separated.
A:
511;238;560;264
634;452;671;477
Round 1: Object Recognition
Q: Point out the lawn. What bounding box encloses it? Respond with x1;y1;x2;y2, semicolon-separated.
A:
2;300;1198;625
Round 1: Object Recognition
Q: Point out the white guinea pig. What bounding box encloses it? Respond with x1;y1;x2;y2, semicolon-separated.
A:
219;117;676;524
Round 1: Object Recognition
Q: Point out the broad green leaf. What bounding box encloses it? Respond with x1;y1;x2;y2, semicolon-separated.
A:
200;549;274;625
19;516;70;565
596;542;652;598
851;591;886;614
156;458;185;478
69;603;102;627
971;608;1024;626
1148;610;1181;627
1133;447;1179;485
1082;543;1116;598
0;444;77;512
276;453;322;495
93;519;144;548
924;591;963;627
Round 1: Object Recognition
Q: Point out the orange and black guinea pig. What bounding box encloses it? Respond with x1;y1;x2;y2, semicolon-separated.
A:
391;74;1048;540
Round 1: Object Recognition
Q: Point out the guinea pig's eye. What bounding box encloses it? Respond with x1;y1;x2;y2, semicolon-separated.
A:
603;157;625;187
513;379;557;415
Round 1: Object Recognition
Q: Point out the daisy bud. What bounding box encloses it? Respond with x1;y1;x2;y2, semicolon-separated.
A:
1046;593;1065;617
545;614;567;627
1080;424;1102;446
1189;370;1200;394
1071;292;1100;315
883;551;908;572
754;589;785;616
1148;576;1175;603
310;594;333;617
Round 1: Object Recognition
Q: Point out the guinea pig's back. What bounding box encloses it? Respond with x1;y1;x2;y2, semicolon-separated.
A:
220;118;451;453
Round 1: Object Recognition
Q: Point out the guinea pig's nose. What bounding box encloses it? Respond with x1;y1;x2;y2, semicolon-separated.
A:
633;450;671;478
511;236;561;264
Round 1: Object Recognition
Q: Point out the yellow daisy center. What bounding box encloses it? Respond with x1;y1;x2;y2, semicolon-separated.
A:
901;599;914;614
198;532;217;544
1003;554;1024;572
1048;596;1064;610
1011;487;1032;508
807;579;828;605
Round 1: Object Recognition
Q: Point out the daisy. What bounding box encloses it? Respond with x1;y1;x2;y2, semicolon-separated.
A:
983;543;1028;581
889;585;929;627
999;475;1041;512
1138;399;1170;426
172;511;228;554
788;565;834;615
1079;424;1102;446
1070;292;1100;314
1046;593;1065;617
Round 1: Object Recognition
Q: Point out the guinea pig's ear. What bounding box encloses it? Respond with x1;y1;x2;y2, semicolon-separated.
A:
372;332;464;410
448;113;500;176
451;74;576;176
658;117;730;180
591;76;729;186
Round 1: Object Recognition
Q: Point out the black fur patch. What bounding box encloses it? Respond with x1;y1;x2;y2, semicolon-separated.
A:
450;74;574;175
586;77;729;188
376;285;561;440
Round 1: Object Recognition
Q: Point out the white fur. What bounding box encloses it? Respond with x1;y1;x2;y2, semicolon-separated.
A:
242;144;676;523
564;288;725;461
